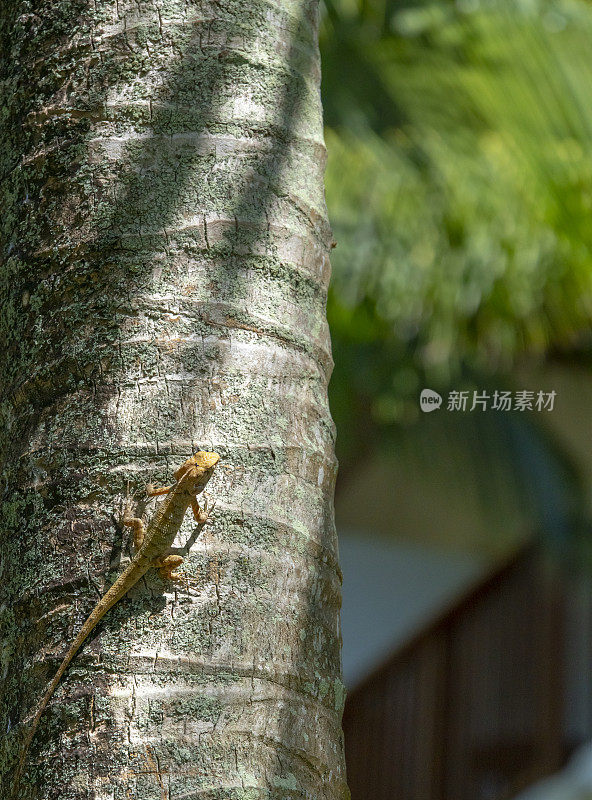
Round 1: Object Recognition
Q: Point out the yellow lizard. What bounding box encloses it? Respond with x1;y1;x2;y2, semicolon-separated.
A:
11;450;220;797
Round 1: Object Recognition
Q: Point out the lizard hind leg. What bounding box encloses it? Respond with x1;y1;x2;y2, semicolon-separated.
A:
123;511;146;550
154;554;184;582
122;483;145;550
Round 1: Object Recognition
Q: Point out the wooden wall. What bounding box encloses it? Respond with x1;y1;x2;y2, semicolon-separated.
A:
343;546;563;800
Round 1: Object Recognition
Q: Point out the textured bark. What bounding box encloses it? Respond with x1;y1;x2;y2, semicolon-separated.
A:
0;1;349;798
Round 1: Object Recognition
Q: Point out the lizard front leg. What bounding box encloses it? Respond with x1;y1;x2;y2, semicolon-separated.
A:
146;483;173;497
191;493;215;523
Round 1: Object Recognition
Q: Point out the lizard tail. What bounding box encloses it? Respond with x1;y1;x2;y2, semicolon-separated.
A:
10;559;150;798
10;624;91;800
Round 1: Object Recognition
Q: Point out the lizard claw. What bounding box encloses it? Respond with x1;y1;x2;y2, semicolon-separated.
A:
121;483;138;522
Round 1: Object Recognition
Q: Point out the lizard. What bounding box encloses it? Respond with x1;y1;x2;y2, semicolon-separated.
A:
11;449;220;798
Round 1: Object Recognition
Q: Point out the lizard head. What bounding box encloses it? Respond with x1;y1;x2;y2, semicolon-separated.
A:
175;451;220;493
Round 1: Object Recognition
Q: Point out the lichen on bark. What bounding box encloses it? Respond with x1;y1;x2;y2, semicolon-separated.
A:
0;0;349;798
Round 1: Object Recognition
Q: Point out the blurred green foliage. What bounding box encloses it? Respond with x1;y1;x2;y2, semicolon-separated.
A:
321;0;592;467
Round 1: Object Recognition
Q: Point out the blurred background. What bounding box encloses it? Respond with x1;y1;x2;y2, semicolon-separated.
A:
320;1;592;798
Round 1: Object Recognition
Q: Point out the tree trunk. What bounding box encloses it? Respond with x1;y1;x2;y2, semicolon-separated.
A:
0;1;349;798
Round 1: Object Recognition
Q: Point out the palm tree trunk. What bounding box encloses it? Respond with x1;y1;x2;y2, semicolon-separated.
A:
0;0;349;797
